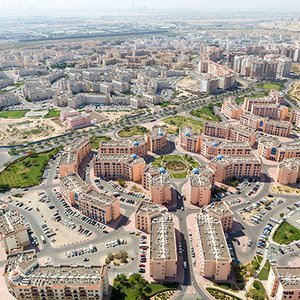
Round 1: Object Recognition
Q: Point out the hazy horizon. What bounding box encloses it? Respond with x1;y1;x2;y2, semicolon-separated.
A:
1;0;300;16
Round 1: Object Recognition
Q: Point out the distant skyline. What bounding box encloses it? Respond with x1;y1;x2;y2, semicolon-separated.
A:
1;0;300;16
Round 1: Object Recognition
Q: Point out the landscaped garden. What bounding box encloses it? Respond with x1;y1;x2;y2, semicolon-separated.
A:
44;109;61;118
152;154;200;179
0;110;29;119
190;103;222;122
111;273;178;300
273;221;300;245
206;287;242;300
258;260;271;280
118;125;149;138
254;81;285;91
90;135;112;149
0;147;60;189
162;116;203;132
247;280;267;300
235;92;267;105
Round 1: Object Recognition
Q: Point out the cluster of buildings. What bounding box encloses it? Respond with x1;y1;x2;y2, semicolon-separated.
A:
22;78;55;102
198;58;236;93
0;72;14;89
0;92;20;109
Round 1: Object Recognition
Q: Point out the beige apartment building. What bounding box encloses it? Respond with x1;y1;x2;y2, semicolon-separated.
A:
258;137;300;162
185;168;213;206
0;209;30;254
266;266;300;300
209;155;262;182
195;212;232;281
60;173;120;224
150;213;177;280
93;154;146;183
98;138;148;158
221;98;242;119
147;127;168;153
59;138;91;177
179;127;202;153
276;158;300;185
142;165;173;205
5;250;109;300
239;114;291;137
201;137;252;159
135;201;167;233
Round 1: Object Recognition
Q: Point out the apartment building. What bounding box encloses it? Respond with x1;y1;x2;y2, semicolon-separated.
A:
135;201;167;233
240;114;291;137
93;154;146;183
209;155;262;182
203;122;256;146
276;158;300;185
221;98;242;120
179;127;202;153
5;250;109;300
147;127;168;153
59;138;91;177
0;209;30;253
266;266;300;300
195;212;232;281
186;169;212;206
201;137;252;159
0;92;20;109
202;202;234;232
290;110;300;128
258;137;300;162
63;112;91;130
98;138;148;158
60;173;120;224
150;213;177;280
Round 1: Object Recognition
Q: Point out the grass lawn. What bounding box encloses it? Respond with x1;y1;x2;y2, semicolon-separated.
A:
249;280;267;300
90;135;112;149
190;103;221;122
157;101;171;107
118;125;149;138
258;260;271;280
152;154;200;179
111;273;178;300
273;221;300;244
255;81;284;91
235;92;267;105
0;110;29;118
162;116;203;132
0;148;60;188
44;109;61;118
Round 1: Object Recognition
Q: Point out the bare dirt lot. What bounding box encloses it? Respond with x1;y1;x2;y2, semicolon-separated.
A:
288;80;300;103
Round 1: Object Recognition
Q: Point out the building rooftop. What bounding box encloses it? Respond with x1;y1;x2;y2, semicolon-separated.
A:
272;266;300;290
279;158;300;170
94;153;145;165
5;250;37;274
151;172;171;187
150;213;177;261
211;154;261;165
135;201;167;216
202;202;233;218
189;173;211;187
149;127;166;138
202;137;251;149
80;189;119;209
0;210;27;236
196;213;231;261
99;138;145;147
60;138;90;165
60;173;91;193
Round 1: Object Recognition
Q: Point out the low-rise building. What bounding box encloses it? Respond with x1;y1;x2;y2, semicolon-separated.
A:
147;127;168;153
266;266;300;300
210;154;262;182
276;158;300;185
150;213;177;280
135;201;167;233
221;98;242;120
0;209;30;253
93;154;146;183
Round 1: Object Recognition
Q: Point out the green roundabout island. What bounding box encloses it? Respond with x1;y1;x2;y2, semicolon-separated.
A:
152;154;200;179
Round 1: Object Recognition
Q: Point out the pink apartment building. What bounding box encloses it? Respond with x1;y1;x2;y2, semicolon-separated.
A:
209;154;262;182
147;127;168;153
59;138;91;177
150;213;177;280
98;138;148;158
93;153;146;183
179;126;202;153
276;158;300;185
266;266;300;300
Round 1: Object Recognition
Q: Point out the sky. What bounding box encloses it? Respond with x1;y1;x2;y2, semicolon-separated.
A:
1;0;300;15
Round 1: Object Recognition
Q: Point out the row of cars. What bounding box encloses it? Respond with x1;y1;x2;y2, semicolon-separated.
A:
108;180;146;199
15;201;33;211
139;235;148;273
105;238;127;249
64;244;98;259
21;215;39;247
257;223;274;249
